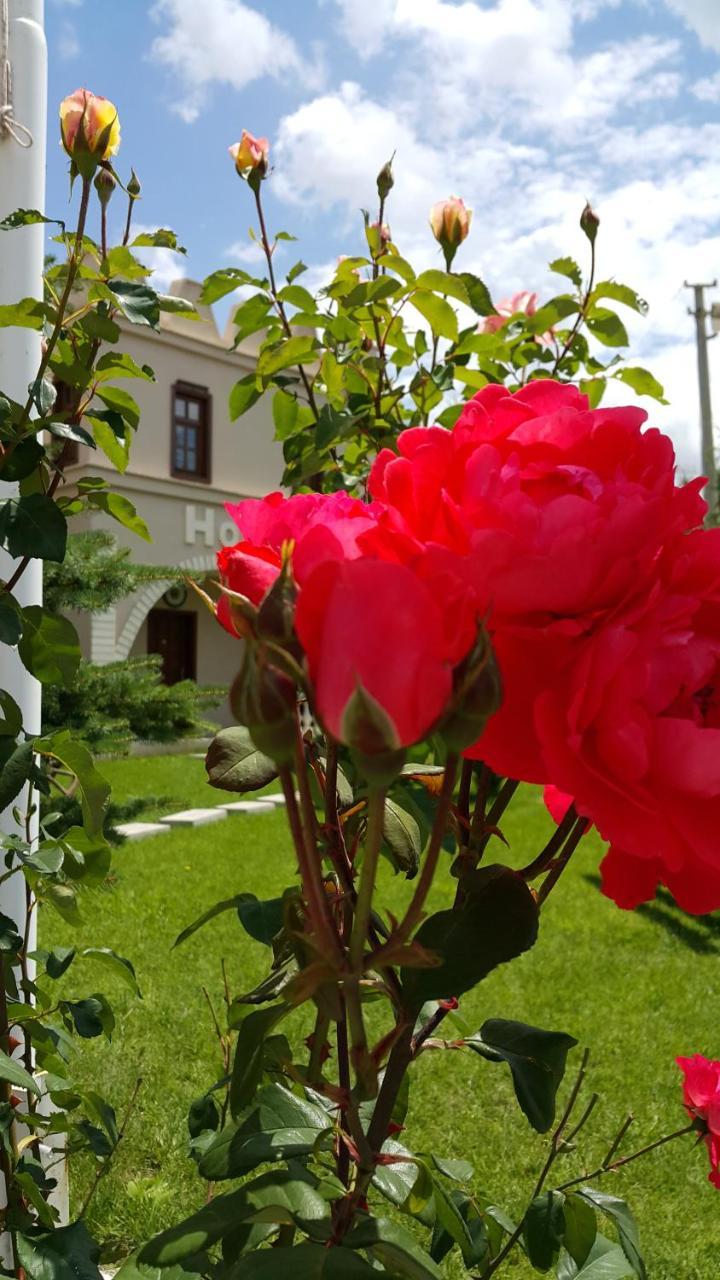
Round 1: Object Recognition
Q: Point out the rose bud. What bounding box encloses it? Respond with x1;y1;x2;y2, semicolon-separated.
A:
429;196;472;269
93;167;116;209
580;201;599;244
377;154;395;200
60;89;120;177
230;648;297;764
439;628;502;752
127;168;142;199
229;130;270;180
677;1054;720;1188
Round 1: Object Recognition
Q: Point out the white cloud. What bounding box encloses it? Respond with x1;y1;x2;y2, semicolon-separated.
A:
663;0;720;51
692;70;720;101
226;239;267;265
149;0;321;123
58;22;79;59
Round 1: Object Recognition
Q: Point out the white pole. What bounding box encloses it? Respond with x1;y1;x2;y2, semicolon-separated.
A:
0;0;66;1232
0;0;45;951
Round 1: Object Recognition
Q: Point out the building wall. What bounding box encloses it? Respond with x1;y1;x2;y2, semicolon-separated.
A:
64;281;283;731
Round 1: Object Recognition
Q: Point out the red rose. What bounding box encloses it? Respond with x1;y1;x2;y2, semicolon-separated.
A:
368;380;705;782
295;557;468;750
677;1054;720;1188
216;543;282;635
536;529;720;913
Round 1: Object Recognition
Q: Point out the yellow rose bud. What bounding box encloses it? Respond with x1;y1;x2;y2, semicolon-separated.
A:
229;130;270;180
429;195;472;269
60;88;120;177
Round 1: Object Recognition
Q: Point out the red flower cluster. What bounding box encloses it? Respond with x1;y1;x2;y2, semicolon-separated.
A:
677;1055;720;1188
217;381;720;912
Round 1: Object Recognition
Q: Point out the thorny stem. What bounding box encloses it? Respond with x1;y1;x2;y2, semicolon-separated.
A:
335;1009;352;1188
537;817;589;906
0;955;17;1273
279;765;341;965
555;1121;697;1193
122;192;135;247
349;787;385;972
519;804;578;880
253;186;322;425
374;754;459;960
78;1076;143;1219
480;1049;591;1279
551;235;596;376
101;203;108;261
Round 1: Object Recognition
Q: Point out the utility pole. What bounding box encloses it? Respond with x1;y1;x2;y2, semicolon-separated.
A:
685;279;718;522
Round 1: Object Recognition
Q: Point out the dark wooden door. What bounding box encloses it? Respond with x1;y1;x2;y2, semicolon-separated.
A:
147;609;196;684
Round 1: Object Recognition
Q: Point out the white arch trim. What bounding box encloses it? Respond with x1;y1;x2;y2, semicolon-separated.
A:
115;553;218;660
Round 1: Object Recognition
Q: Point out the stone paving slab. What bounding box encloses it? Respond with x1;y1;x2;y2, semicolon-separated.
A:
219;800;275;814
160;808;228;827
115;821;169;840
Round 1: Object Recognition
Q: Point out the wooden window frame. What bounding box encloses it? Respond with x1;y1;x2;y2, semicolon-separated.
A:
170;381;212;483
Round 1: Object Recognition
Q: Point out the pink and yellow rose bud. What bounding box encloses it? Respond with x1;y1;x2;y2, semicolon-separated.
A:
60;89;120;177
229;130;270;181
430;196;472;269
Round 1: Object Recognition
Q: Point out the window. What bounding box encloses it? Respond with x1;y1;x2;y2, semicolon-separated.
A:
171;383;211;481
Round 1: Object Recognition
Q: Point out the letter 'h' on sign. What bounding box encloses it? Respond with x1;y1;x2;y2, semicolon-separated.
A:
185;504;215;546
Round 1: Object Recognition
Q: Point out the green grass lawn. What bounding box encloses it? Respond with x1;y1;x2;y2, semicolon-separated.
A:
43;754;720;1278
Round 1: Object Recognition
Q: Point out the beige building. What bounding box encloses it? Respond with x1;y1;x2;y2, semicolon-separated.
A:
66;281;284;724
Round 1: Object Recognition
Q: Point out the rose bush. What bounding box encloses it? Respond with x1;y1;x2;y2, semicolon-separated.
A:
678;1055;720;1188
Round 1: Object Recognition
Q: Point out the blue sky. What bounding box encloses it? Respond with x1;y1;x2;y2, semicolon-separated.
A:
46;0;720;472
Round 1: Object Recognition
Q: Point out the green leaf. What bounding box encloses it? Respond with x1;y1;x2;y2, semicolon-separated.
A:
44;882;82;925
131;229;186;253
280;284;316;312
1;208;62;231
382;797;421;878
0;1048;40;1095
0;596;23;646
188;1094;219;1137
458;272;496;317
401;865;538;1009
558;1234;635;1279
205;726;278;793
232;294;273;343
140;1171;330;1268
287;260;308;284
579;377;606;409
229;375;263;420
524;1191;566;1271
272;389;300;440
79;947;140;996
410;290;458;342
107;280;160;328
590;282;647;315
229;1245;377;1279
18;608;80;687
550;257;583;289
86;489;151;541
65;994;114;1039
231;1004;289;1116
198;1083;332;1180
0;739;35;810
80;311;120;342
415;270;469;305
95;351;155;382
95;385;141;428
0;298;48;330
586;308;629;348
345;1216;443;1280
0;689;22;736
578;1190;645;1279
564;1194;598;1268
174;895;250;948
613;367;667;403
47;420;96;449
157;294;198;317
35;731;109;840
0;495;67;562
44;947;76;979
115;1255;202;1280
379;253;416;283
257;335;317;379
101;246;151;281
16;1221;101;1280
0;912;22;955
237;895;285;947
89;417;130;473
467;1018;578;1133
200;268;261;305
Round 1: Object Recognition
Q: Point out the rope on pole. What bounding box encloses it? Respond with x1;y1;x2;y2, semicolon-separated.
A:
0;0;33;147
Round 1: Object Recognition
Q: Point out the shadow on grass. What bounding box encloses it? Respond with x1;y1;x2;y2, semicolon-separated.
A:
584;873;720;955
